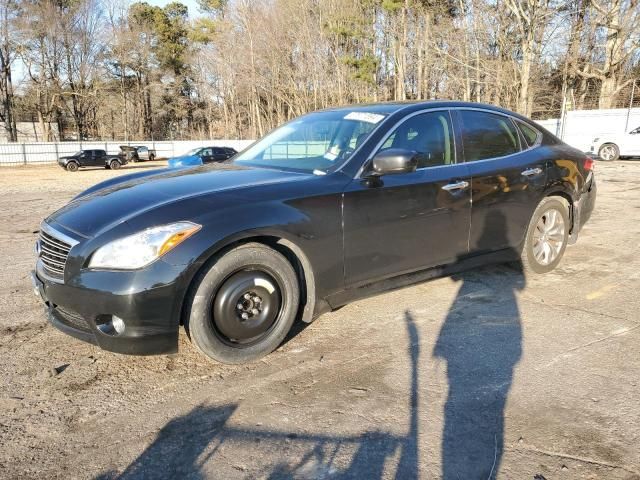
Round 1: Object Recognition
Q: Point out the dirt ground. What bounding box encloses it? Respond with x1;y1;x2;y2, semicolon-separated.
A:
0;160;639;480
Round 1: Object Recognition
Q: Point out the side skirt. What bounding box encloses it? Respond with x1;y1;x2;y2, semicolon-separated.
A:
321;248;520;312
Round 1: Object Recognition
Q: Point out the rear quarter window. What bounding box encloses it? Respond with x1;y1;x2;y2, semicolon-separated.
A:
516;121;541;147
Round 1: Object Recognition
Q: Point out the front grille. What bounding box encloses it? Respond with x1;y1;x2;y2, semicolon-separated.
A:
39;229;71;279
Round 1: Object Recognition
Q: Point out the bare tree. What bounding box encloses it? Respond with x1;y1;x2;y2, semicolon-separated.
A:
0;0;19;141
576;0;640;108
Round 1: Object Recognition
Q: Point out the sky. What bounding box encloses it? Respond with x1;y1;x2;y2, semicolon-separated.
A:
146;0;203;17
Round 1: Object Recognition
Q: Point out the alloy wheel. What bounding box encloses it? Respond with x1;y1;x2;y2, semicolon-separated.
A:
599;145;616;161
532;208;566;266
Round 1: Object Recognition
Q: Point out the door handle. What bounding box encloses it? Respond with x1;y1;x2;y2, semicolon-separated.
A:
441;180;470;192
521;167;543;177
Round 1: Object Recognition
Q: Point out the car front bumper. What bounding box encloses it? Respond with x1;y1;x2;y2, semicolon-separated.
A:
32;260;186;355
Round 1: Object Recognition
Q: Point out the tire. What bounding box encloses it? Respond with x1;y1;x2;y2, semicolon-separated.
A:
520;196;570;274
109;160;121;170
598;143;619;161
149;154;155;161
185;243;300;364
66;161;79;172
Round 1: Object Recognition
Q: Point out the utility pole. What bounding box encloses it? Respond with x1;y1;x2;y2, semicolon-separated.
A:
625;79;637;132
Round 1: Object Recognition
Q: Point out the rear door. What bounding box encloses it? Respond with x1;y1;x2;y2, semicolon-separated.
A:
212;147;228;161
343;110;471;286
223;147;237;159
90;150;106;167
456;109;548;253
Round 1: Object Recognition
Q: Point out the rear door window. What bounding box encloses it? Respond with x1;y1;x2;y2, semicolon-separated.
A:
459;111;521;162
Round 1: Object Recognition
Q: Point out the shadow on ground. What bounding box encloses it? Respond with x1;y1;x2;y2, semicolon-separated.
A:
96;213;525;479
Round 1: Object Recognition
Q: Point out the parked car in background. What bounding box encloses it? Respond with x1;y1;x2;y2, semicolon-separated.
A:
58;149;126;172
120;146;157;162
34;101;596;364
167;146;237;168
590;125;640;160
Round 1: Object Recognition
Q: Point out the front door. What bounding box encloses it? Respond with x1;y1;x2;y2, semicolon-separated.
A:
623;127;640;156
343;110;471;287
199;148;214;163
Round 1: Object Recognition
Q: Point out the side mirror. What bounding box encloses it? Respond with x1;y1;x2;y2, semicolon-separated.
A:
370;148;418;176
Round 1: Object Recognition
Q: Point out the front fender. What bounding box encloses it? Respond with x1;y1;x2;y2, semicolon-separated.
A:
144;192;344;326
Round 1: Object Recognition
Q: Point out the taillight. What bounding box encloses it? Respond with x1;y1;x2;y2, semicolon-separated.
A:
583;157;594;171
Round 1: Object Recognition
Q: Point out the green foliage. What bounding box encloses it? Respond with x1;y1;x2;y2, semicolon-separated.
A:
342;54;379;84
381;0;403;13
197;0;227;14
189;18;218;44
129;1;190;75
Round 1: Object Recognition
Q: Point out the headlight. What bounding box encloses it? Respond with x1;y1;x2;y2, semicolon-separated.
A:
89;221;201;269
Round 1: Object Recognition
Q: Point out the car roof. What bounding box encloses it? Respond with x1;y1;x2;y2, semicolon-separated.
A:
321;100;529;120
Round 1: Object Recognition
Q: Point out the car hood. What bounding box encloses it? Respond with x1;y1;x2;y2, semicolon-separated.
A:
46;163;310;238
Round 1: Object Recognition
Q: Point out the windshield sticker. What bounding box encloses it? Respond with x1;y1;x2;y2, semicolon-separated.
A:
344;112;385;124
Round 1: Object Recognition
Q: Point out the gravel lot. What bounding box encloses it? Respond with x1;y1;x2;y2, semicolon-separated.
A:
0;161;639;479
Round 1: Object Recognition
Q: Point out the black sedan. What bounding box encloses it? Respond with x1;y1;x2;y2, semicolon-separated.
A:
32;101;596;364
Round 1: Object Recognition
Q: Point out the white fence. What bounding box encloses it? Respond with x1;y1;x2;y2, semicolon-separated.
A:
0;139;254;167
535;107;640;152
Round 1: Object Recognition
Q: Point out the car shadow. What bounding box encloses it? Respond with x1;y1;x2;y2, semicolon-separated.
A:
95;211;524;479
94;312;420;480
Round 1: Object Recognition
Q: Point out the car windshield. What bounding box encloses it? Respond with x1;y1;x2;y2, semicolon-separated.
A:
234;110;386;173
184;148;202;156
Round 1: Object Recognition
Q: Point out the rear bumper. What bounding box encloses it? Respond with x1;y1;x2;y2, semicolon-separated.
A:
569;175;596;244
31;261;183;355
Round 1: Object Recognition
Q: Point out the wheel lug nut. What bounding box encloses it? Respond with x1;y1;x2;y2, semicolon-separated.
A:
244;293;251;299
237;303;243;310
251;308;259;315
241;312;249;320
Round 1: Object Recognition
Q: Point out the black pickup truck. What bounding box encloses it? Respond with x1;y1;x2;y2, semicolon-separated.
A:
58;149;127;172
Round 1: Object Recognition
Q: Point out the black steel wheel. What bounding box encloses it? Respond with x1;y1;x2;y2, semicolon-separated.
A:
66;161;79;172
212;269;282;346
185;243;300;364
